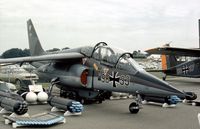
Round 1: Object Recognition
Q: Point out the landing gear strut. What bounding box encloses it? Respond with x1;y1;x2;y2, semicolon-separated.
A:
48;77;60;96
129;93;142;114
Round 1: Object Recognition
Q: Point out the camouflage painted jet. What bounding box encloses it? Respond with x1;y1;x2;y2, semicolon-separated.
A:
0;19;189;113
146;44;200;81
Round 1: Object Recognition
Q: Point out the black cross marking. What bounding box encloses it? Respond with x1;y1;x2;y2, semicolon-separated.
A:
109;71;120;87
182;65;189;74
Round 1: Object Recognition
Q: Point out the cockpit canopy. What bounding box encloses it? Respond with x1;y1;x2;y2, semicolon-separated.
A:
81;42;145;74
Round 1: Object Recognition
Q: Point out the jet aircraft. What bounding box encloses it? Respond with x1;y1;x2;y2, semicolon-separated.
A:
0;19;190;113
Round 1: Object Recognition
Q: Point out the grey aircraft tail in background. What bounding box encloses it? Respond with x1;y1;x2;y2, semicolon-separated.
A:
0;19;194;113
27;19;45;56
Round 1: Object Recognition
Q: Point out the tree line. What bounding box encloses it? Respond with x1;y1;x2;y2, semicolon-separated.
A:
0;48;30;58
0;48;64;58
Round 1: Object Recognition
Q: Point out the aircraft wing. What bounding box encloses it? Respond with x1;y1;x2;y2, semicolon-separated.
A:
0;53;84;64
146;47;200;57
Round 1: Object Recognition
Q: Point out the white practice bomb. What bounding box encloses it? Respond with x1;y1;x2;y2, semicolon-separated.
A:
37;91;48;102
26;92;37;103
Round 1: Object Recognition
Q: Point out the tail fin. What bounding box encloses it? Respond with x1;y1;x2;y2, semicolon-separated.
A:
27;19;45;56
161;54;178;70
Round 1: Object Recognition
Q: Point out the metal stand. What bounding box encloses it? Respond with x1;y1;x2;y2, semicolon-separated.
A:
0;108;11;114
162;103;176;108
51;107;82;116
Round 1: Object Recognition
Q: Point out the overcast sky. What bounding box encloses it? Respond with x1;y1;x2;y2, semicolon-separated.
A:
0;0;200;54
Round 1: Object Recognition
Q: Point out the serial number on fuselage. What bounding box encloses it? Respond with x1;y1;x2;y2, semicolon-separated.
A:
98;69;130;87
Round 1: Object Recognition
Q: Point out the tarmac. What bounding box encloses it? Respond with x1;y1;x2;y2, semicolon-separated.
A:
0;77;199;129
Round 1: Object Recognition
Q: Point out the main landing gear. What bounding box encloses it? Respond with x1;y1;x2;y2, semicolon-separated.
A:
129;93;142;114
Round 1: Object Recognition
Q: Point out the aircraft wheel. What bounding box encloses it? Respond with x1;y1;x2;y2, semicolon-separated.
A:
129;102;139;114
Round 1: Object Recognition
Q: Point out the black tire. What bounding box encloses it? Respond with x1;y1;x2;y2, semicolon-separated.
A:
129;102;139;114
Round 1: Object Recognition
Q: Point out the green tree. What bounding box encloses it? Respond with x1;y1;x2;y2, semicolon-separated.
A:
46;48;60;52
1;48;30;58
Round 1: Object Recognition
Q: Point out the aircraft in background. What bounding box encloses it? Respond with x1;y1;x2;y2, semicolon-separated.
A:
0;19;193;113
146;19;200;81
146;44;200;81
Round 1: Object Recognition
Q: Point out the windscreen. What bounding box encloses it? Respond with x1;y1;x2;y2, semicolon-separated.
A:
116;54;145;74
92;45;145;74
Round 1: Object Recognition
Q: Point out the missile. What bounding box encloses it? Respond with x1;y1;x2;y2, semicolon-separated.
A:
48;96;83;113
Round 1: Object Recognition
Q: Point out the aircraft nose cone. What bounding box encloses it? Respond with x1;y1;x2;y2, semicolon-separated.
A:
136;71;184;96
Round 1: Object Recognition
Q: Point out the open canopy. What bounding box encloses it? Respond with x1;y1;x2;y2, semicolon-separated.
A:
90;42;145;74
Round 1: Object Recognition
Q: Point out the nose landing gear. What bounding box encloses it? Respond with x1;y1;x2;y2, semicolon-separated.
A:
129;93;142;114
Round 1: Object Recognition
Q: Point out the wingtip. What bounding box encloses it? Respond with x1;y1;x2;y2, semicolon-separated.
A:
145;48;157;53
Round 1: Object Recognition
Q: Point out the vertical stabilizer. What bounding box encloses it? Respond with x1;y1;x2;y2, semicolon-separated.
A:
161;55;178;70
161;44;178;70
27;19;45;56
161;55;167;70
